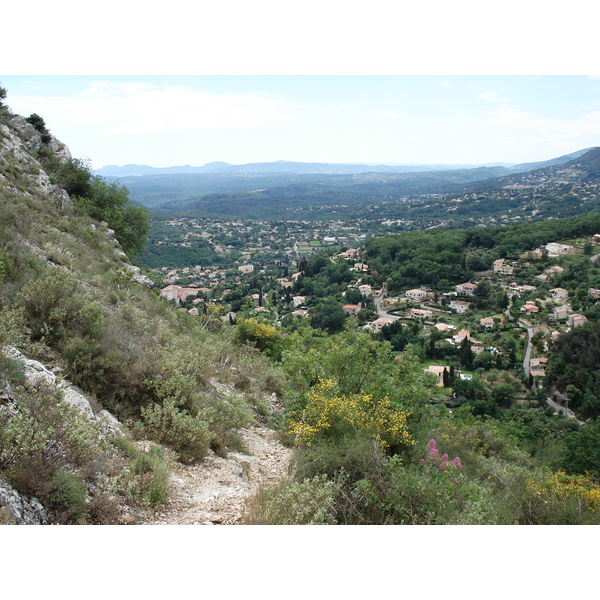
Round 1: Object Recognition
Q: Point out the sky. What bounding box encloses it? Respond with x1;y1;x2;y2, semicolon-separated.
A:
3;0;600;171
4;75;600;170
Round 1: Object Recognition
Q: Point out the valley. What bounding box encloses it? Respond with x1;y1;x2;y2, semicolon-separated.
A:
2;88;600;526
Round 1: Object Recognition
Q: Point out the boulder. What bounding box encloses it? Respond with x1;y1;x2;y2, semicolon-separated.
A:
0;477;48;525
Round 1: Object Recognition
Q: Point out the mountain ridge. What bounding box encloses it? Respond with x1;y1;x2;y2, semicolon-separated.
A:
95;149;593;178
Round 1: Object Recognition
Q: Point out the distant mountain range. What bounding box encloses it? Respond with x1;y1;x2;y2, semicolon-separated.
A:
93;150;594;178
112;147;600;218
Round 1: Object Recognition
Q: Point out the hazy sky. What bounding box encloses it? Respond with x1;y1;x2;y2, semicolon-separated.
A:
4;1;600;171
4;75;600;169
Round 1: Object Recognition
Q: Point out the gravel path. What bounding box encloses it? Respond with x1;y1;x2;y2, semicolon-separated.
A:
147;425;292;525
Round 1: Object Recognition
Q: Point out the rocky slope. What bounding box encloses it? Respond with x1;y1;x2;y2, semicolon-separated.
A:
0;97;291;525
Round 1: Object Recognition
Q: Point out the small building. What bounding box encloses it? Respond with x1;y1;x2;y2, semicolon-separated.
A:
159;285;200;303
449;300;470;314
368;317;394;332
424;365;449;387
493;259;514;275
545;265;565;278
452;329;477;345
238;264;254;274
338;248;359;259
545;242;573;256
405;288;429;302
480;317;495;330
521;301;539;314
352;262;369;272
550;288;569;303
455;282;478;296
568;314;588;328
552;305;570;320
358;284;373;297
410;308;433;320
530;357;548;377
588;288;600;299
292;296;306;307
343;304;362;315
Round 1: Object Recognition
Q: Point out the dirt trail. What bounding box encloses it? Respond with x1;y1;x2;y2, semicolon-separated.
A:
147;425;292;525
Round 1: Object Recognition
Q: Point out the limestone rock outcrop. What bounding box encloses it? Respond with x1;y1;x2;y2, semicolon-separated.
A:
0;477;48;525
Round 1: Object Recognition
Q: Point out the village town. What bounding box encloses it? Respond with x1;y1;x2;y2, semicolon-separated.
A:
152;226;600;410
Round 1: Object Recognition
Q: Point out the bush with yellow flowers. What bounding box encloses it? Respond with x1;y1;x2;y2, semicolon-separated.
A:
525;470;600;523
236;317;281;357
287;378;413;450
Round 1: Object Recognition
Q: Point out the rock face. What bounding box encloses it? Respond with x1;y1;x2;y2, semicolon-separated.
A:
8;115;71;163
0;477;48;525
2;346;123;431
0;347;126;523
122;263;154;288
0;117;71;208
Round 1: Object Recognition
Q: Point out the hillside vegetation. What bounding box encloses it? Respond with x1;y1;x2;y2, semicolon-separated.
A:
2;87;600;525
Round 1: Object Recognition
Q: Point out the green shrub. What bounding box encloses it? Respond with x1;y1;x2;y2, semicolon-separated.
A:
199;394;254;455
292;433;387;485
110;437;173;509
244;474;338;524
0;383;109;522
48;470;87;524
17;269;103;344
139;399;212;464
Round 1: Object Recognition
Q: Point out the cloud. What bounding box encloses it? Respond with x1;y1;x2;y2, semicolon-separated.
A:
378;111;406;119
10;81;305;135
476;89;510;103
481;106;549;127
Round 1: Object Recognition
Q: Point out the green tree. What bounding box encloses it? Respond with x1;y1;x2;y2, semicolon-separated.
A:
310;300;346;333
75;175;150;258
561;419;600;477
458;337;474;369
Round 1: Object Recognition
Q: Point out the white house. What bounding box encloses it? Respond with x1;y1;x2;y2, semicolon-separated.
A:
545;242;573;256
568;314;588;328
292;296;306;307
160;285;199;303
368;317;393;332
449;300;470;314
480;317;495;330
493;259;514;275
455;282;478;296
405;288;429;301
343;304;361;315
410;308;433;320
550;288;569;302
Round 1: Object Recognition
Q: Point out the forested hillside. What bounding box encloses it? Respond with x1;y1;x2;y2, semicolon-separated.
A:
363;212;600;289
116;147;600;226
3;86;600;525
